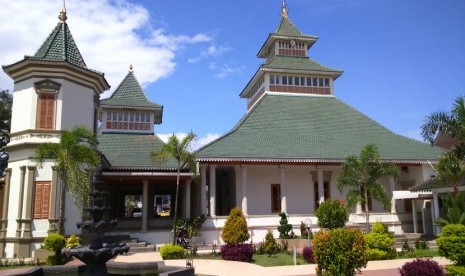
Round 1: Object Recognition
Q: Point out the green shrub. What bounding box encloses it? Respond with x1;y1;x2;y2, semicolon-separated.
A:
221;207;250;245
66;235;81;248
313;228;367;276
445;265;465;276
160;244;186;260
277;213;292;238
43;234;70;265
314;199;348;229
365;222;396;260
437;224;465;265
263;230;279;256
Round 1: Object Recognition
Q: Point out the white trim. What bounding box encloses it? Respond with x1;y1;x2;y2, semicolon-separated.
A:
197;157;434;165
266;91;335;98
102;171;194;177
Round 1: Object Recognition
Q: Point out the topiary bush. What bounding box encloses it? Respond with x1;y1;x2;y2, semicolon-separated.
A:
302;246;314;263
263;230;279;255
313;228;367;276
277;213;292;238
437;224;465;265
399;258;445;276
446;265;465;276
160;244;186;260
221;207;250;245
220;244;253;262
314;199;348;229
43;233;70;265
365;222;396;260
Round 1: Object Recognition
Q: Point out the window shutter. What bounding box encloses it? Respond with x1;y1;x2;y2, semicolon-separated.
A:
45;95;55;129
42;182;50;218
34;181;51;219
36;94;55;130
34;182;43;219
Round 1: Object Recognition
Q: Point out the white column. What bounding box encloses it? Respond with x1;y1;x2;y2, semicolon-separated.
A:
356;203;363;214
317;168;324;204
432;192;440;235
241;165;248;215
184;180;191;218
389;177;397;214
209;165;217;217
280;166;287;214
142;180;149;231
412;200;418;233
200;165;207;215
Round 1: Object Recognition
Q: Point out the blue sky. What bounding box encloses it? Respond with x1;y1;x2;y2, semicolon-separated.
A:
1;0;464;148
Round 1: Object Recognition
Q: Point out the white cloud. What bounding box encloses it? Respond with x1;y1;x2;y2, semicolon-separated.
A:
157;132;221;151
187;43;231;63
214;64;242;79
0;0;211;98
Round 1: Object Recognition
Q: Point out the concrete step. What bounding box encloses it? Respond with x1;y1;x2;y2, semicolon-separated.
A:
126;242;147;248
129;244;155;252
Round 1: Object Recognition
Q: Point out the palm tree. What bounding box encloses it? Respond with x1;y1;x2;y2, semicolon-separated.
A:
436;151;465;196
337;144;400;232
151;132;196;245
437;192;465;227
36;126;100;234
421;96;465;156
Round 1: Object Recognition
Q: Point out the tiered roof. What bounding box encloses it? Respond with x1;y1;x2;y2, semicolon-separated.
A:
197;94;442;163
100;69;163;117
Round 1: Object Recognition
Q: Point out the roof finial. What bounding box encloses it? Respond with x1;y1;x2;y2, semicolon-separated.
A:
129;64;133;73
281;0;288;18
58;0;67;22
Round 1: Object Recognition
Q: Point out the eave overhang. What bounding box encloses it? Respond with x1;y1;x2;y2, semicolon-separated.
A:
257;34;318;58
2;58;110;94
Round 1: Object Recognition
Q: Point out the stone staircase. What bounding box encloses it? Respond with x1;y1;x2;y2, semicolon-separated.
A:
103;235;156;253
394;233;437;251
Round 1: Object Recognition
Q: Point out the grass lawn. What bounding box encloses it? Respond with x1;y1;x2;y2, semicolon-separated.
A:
252;253;307;267
396;249;439;259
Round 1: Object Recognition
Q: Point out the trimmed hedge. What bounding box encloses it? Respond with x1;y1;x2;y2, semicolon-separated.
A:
220;244;253;262
365;222;396;260
313;228;367;276
221;207;250;245
263;230;279;255
437;224;465;265
446;265;465;276
43;234;70;265
314;199;348;229
160;244;186;260
399;258;445;276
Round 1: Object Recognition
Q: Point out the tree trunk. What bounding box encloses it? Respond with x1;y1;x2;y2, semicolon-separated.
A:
365;189;370;233
172;166;180;245
58;173;67;235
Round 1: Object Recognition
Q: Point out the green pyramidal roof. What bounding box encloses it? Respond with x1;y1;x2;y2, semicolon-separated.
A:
275;17;304;37
32;22;87;68
197;94;443;162
100;71;162;110
263;56;342;74
98;133;177;170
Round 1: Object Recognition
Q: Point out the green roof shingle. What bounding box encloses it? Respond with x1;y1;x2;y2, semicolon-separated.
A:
32;22;87;68
100;71;162;110
410;178;465;191
98;133;177;170
197;94;443;162
275;17;304;37
263;56;342;74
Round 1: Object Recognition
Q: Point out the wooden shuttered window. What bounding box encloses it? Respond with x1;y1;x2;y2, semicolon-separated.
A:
34;181;51;219
37;93;56;129
271;184;281;213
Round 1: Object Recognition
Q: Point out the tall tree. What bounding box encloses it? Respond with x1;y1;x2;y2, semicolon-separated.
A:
0;89;12;175
35;126;100;234
337;144;400;232
151;132;196;245
436;151;465;196
421;96;465;157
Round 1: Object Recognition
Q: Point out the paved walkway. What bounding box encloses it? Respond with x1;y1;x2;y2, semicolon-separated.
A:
0;252;452;276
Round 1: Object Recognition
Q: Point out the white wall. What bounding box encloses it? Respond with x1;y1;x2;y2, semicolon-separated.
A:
60;80;95;130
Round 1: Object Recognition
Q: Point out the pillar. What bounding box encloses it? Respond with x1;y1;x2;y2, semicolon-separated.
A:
142;180;149;231
241;165;248;215
356;203;363;214
389;177;397;214
23;165;36;238
0;168;12;257
184;180;191;218
412;200;418;233
209;165;217;217
15;166;26;238
432;192;440;235
317;168;324;204
280;166;287;214
200;165;207;215
48;166;59;233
